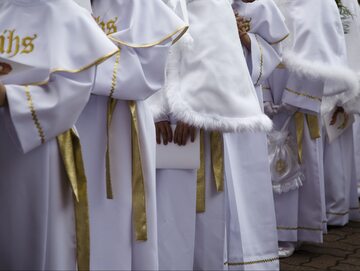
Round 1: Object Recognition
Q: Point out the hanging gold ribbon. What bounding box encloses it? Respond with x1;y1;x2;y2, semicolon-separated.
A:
129;101;148;241
210;131;225;193
105;51;121;199
196;130;224;213
196;130;206;213
294;112;320;164
57;129;90;271
105;98;117;199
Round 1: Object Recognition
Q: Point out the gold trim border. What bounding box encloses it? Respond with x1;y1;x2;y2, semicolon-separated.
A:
25;86;45;144
285;87;322;102
225;256;279;266
24;49;119;86
109;25;189;48
254;34;264;86
277;226;322;232
270;34;290;45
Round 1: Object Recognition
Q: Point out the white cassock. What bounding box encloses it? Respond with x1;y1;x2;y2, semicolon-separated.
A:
342;0;360;199
223;0;289;270
148;0;273;270
323;0;360;226
0;0;117;269
76;0;187;270
267;0;359;243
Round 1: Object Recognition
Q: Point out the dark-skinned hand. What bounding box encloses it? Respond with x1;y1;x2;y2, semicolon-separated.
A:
0;62;12;76
234;13;252;50
174;121;196;146
0;81;7;107
155;121;173;145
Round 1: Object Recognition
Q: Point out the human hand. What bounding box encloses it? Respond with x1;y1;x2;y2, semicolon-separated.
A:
174;121;196;146
0;82;7;107
264;102;278;118
0;62;12;76
155;121;173;145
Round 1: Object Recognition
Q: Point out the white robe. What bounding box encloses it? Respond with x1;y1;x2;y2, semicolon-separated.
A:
324;0;360;226
0;0;116;269
219;1;289;270
149;0;274;270
76;0;187;270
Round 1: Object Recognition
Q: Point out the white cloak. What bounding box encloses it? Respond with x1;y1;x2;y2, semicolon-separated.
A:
0;0;117;269
274;0;360;112
76;0;187;270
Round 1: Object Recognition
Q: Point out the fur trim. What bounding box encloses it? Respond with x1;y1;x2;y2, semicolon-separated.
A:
165;80;273;133
342;72;360;114
283;51;360;111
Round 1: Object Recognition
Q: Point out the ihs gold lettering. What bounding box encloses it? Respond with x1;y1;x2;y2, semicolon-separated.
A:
0;30;37;57
94;16;118;35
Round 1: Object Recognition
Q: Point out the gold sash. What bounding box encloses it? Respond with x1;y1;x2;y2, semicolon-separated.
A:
294;112;321;163
196;130;224;213
57;129;90;271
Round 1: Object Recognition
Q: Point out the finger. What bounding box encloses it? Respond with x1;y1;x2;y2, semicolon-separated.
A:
166;123;173;142
182;125;189;146
190;127;196;142
176;124;183;146
174;124;180;144
156;125;161;144
160;125;168;145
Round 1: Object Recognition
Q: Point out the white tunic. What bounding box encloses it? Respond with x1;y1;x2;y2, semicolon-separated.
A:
76;0;187;269
0;0;116;269
324;0;360;226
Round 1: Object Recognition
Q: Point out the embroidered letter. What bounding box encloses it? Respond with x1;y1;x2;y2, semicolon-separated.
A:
22;34;38;54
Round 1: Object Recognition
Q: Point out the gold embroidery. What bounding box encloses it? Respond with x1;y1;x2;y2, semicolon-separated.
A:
275;159;287;174
95;16;118;35
225;257;279;266
277;226;322;231
270;34;290;45
0;29;37;57
105;51;121;199
25;86;45;144
254;34;264;86
285;88;322;102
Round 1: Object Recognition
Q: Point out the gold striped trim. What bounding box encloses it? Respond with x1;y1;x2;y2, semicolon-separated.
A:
225;257;279;266
24;49;119;86
25;86;45;144
277;226;322;232
327;211;349;216
109;25;189;48
285;87;322;102
254;34;264;86
262;86;271;90
109;51;121;98
270;34;290;45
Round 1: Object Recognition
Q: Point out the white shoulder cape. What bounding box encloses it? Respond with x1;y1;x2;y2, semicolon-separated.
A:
274;0;360;111
0;0;118;86
232;0;289;45
149;0;272;133
92;0;188;48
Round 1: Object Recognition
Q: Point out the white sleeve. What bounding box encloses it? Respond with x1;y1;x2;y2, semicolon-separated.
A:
5;68;94;153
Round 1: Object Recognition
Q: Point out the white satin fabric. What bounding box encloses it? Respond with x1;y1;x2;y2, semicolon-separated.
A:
149;0;272;133
0;0;115;269
77;1;186;269
0;0;116;86
274;0;359;111
323;0;360;226
266;70;326;243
